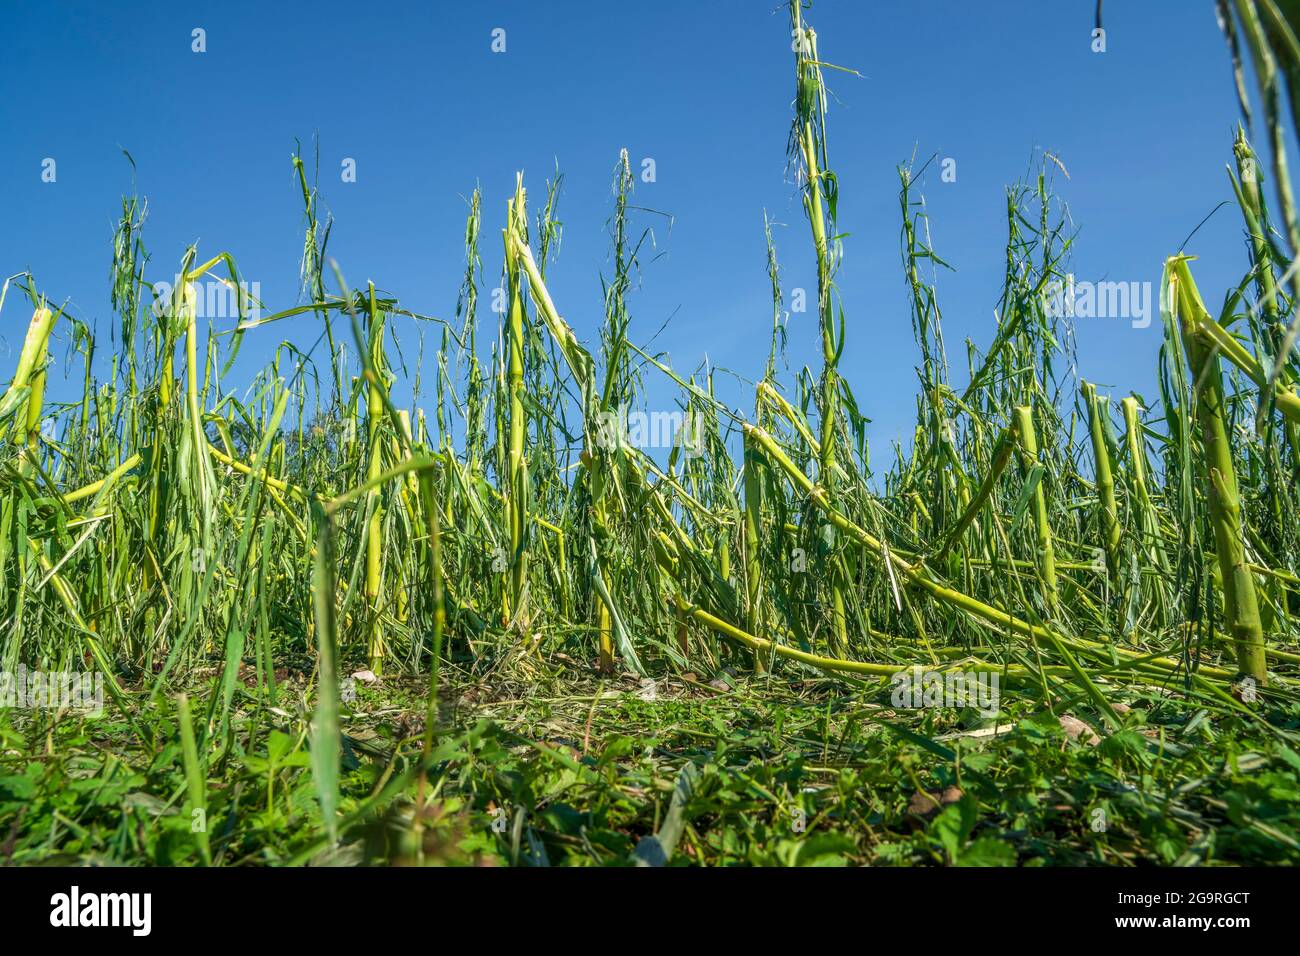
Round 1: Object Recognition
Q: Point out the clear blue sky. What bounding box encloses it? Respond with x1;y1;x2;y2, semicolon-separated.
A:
0;0;1263;470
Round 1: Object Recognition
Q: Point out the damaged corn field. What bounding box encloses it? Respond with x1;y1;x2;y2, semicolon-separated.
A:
4;2;1300;868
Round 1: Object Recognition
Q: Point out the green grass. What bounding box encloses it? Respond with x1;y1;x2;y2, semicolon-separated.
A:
3;1;1300;866
4;667;1300;866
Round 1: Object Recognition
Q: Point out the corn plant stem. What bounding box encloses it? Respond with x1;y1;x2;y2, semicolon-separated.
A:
365;282;385;673
1011;405;1059;607
1185;303;1300;424
1232;129;1300;463
934;424;1015;562
792;3;847;656
1171;257;1268;682
743;423;1210;679
742;430;767;671
1083;381;1122;579
504;177;529;625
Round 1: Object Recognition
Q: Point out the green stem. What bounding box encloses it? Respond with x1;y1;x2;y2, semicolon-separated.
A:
1170;257;1268;683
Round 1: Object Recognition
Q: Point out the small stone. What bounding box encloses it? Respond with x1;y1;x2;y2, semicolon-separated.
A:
1059;714;1101;746
908;787;961;818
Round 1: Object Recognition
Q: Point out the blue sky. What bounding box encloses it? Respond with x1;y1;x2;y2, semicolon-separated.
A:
0;0;1263;471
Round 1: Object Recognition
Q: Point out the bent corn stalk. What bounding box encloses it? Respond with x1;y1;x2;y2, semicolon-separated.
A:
1169;256;1268;683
